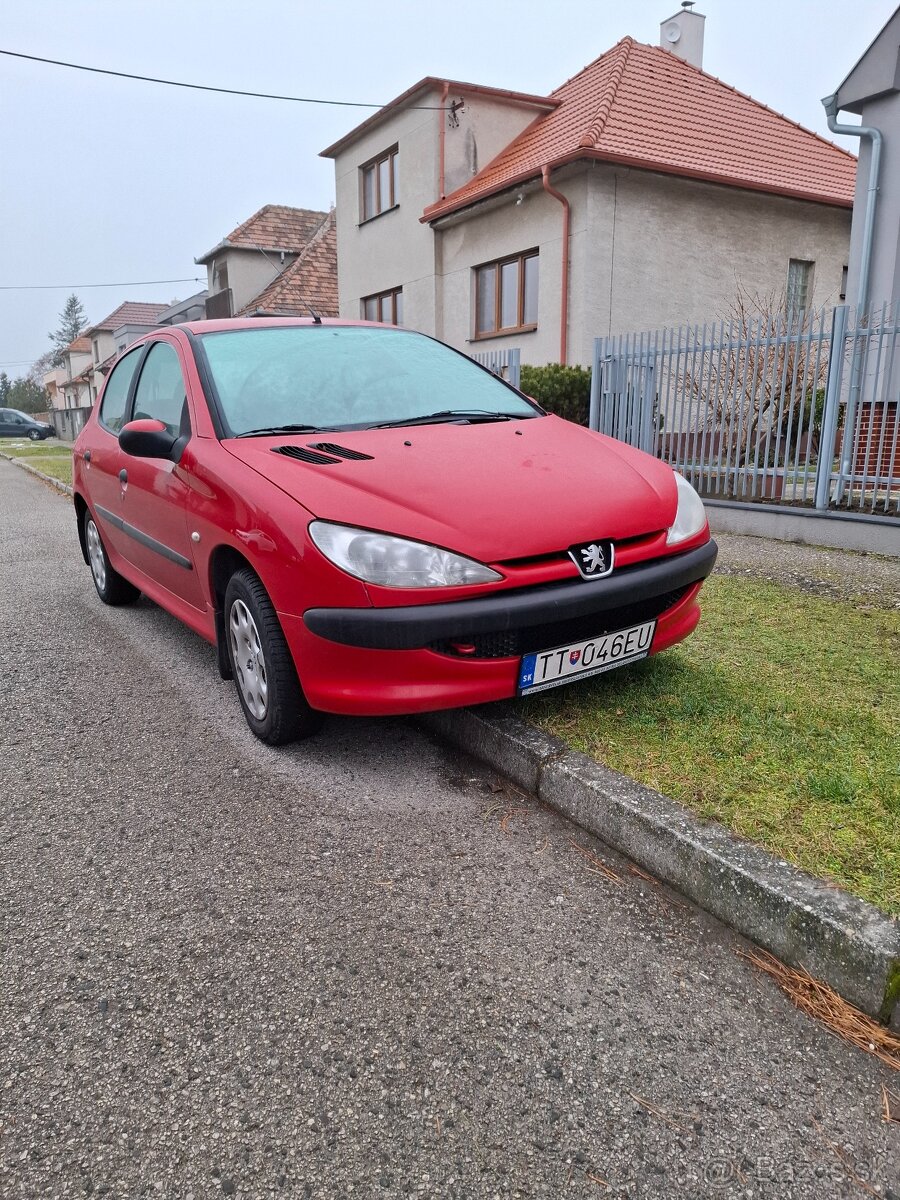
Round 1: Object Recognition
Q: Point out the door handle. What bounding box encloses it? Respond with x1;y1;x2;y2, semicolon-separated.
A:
118;468;128;485
83;450;91;463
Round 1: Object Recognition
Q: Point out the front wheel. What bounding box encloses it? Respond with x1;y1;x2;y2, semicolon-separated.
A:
28;429;41;441
224;569;322;746
83;509;140;606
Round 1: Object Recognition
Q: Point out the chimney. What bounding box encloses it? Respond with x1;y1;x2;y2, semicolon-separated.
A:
660;3;705;69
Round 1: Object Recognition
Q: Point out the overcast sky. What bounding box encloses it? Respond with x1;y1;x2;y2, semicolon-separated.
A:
1;0;894;374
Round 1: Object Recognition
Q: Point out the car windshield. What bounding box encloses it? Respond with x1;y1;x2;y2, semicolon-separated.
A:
198;325;540;436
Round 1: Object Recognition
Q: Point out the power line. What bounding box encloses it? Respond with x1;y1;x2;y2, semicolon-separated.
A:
0;49;444;109
0;277;205;291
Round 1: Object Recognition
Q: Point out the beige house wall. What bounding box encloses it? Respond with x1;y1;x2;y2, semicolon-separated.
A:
332;94;442;334
206;249;298;315
583;167;851;347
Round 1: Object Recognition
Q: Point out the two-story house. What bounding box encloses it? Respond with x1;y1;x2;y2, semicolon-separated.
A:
322;8;857;366
84;301;170;395
196;205;338;319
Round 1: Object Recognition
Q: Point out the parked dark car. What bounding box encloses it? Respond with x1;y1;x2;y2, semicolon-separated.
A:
0;408;54;440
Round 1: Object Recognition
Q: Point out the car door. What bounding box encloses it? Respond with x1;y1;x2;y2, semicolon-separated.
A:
117;338;204;611
0;409;15;436
79;344;145;564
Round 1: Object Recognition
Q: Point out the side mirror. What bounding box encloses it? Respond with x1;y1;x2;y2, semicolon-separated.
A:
119;418;178;459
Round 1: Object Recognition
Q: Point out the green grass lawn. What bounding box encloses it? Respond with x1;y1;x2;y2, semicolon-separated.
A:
0;440;71;458
522;575;900;915
0;442;73;486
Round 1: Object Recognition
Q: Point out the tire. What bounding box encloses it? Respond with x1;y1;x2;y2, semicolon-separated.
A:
224;568;322;746
83;509;141;606
28;429;41;441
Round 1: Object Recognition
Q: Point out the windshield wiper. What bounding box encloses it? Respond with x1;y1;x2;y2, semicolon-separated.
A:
235;423;323;438
371;410;530;429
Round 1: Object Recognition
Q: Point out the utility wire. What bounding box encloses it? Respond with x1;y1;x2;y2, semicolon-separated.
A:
0;49;444;109
0;277;205;291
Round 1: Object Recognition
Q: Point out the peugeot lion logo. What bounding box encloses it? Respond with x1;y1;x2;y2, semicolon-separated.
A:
568;538;615;580
581;543;606;575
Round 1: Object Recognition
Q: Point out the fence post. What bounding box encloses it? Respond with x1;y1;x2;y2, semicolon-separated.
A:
588;338;604;431
814;305;849;511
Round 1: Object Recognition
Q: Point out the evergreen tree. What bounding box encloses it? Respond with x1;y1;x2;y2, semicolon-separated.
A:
48;294;88;366
0;371;10;405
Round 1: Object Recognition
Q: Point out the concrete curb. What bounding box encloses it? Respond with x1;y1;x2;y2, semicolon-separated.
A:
0;452;73;497
420;705;900;1025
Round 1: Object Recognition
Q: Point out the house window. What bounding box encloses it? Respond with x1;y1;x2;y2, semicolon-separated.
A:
362;287;403;325
840;264;848;302
360;147;398;221
786;259;814;314
474;251;539;338
92;338;100;363
213;259;229;293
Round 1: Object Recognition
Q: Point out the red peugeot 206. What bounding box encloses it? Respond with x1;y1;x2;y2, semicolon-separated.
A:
73;319;717;745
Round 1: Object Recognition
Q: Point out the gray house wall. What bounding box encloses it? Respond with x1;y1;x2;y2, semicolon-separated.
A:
835;8;900;310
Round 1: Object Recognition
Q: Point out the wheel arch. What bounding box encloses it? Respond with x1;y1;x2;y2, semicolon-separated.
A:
208;544;261;680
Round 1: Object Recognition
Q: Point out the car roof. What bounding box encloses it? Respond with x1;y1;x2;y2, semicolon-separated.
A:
178;317;399;336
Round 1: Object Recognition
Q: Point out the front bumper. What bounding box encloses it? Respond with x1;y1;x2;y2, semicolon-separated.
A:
286;540;716;716
304;539;717;650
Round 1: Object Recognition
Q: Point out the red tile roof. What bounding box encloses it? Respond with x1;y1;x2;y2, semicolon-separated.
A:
238;212;338;318
424;39;857;221
86;302;169;335
65;337;92;354
197;205;331;263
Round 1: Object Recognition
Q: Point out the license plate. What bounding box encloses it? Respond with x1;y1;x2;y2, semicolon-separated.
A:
517;620;656;696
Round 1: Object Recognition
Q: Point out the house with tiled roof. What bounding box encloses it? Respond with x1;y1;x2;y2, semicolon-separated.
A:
322;7;856;365
196;205;338;320
84;301;170;397
52;337;93;410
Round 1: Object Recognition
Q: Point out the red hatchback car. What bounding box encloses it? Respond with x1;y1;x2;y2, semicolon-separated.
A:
73;319;716;745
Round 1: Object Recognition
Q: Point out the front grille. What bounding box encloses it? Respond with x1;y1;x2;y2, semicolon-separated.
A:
428;587;689;659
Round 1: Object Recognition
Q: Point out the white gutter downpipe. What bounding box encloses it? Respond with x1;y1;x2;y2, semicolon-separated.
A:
821;93;882;312
821;94;884;502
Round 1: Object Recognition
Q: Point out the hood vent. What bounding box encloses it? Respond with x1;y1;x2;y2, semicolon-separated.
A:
272;445;341;465
311;442;374;461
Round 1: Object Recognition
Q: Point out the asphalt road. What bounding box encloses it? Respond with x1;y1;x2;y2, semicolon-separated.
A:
1;458;897;1200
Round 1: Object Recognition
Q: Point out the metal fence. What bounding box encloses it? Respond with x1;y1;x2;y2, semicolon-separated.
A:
589;305;900;516
49;407;91;443
471;347;521;390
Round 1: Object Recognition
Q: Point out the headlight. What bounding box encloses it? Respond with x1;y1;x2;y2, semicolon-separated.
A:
666;472;707;546
309;521;503;588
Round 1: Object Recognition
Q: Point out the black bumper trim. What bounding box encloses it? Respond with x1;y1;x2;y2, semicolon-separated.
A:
304;539;718;650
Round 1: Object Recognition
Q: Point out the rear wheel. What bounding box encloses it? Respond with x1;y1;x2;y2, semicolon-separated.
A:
224;568;322;745
83;509;140;606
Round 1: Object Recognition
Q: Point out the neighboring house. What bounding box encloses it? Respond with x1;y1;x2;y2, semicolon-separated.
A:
51;337;93;409
84;301;169;391
829;4;900;310
321;7;857;366
195;205;338;319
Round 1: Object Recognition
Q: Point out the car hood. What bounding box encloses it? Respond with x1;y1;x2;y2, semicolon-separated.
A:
223;415;678;562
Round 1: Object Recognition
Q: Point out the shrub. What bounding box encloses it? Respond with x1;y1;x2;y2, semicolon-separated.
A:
519;363;592;426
